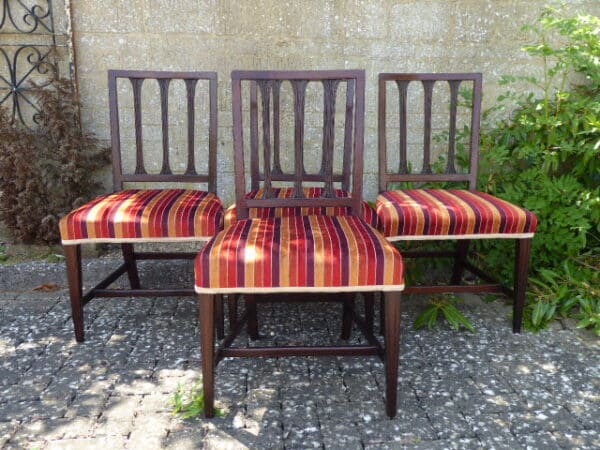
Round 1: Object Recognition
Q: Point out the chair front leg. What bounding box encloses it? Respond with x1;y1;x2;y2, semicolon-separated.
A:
513;238;533;333
64;244;85;342
198;294;216;418
384;291;402;419
121;243;141;289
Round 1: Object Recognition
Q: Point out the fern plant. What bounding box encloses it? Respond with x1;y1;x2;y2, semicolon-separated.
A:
414;294;475;333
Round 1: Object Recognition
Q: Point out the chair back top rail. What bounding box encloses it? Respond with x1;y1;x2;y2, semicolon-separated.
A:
232;69;366;220
378;73;482;191
108;70;218;192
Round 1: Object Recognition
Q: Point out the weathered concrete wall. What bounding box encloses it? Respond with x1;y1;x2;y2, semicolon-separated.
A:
69;0;600;203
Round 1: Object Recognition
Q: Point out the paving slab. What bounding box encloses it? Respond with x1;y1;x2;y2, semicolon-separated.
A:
0;258;598;449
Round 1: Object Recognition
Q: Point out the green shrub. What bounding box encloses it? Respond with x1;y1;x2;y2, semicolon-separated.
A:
0;79;109;244
475;6;600;333
527;253;599;333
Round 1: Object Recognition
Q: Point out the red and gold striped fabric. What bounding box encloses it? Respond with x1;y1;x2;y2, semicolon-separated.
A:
376;189;537;240
223;187;379;229
60;189;223;244
195;216;404;293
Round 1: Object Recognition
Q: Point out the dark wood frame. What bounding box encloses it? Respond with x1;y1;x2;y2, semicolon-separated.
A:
198;69;404;418
229;70;370;335
377;73;533;333
64;70;221;342
232;70;363;219
108;70;218;192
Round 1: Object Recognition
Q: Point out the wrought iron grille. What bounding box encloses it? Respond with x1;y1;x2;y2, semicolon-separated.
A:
0;0;59;125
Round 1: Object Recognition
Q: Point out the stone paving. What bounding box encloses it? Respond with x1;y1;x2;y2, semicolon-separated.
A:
0;257;598;449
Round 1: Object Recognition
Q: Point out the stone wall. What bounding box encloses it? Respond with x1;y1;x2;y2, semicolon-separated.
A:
69;0;600;203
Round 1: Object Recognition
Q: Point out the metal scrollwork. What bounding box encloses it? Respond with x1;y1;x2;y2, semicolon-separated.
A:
0;0;53;34
0;46;57;125
0;0;57;125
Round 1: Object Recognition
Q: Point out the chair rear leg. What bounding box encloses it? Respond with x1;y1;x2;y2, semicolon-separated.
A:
364;292;375;336
341;294;355;340
215;294;224;339
227;295;238;330
379;294;385;336
384;291;402;419
245;295;259;340
121;243;141;289
64;244;85;342
513;238;533;333
450;240;471;285
198;294;215;417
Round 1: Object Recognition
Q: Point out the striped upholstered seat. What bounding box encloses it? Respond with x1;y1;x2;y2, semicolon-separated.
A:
195;216;403;293
376;189;537;240
60;189;223;244
223;187;379;229
376;73;538;333
196;70;405;420
62;71;225;343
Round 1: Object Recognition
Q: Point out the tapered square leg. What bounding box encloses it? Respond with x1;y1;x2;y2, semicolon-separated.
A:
215;295;224;339
384;291;402;418
228;295;238;330
364;292;375;336
245;295;259;340
64;244;84;342
379;295;385;336
198;294;215;418
121;243;141;289
513;238;532;333
341;294;355;340
450;240;471;285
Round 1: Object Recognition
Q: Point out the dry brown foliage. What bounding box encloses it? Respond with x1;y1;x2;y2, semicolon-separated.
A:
0;79;110;243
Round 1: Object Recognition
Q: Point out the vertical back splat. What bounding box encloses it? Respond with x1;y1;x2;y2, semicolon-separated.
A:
158;78;172;175
321;79;340;198
292;80;308;198
184;78;199;175
446;80;461;174
131;77;146;175
395;80;409;175
258;80;273;198
421;80;434;175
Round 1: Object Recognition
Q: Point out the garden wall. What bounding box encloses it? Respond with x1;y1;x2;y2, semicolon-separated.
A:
69;0;599;203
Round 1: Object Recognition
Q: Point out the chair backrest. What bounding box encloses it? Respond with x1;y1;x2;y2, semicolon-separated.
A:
378;73;483;191
108;70;218;192
231;69;366;220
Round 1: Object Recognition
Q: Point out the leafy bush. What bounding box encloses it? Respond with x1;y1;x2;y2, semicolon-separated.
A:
527;253;599;333
475;7;600;333
0;79;109;244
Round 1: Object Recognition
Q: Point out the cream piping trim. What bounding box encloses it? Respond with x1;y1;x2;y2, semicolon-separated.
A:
195;284;405;295
386;233;534;242
61;236;212;245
